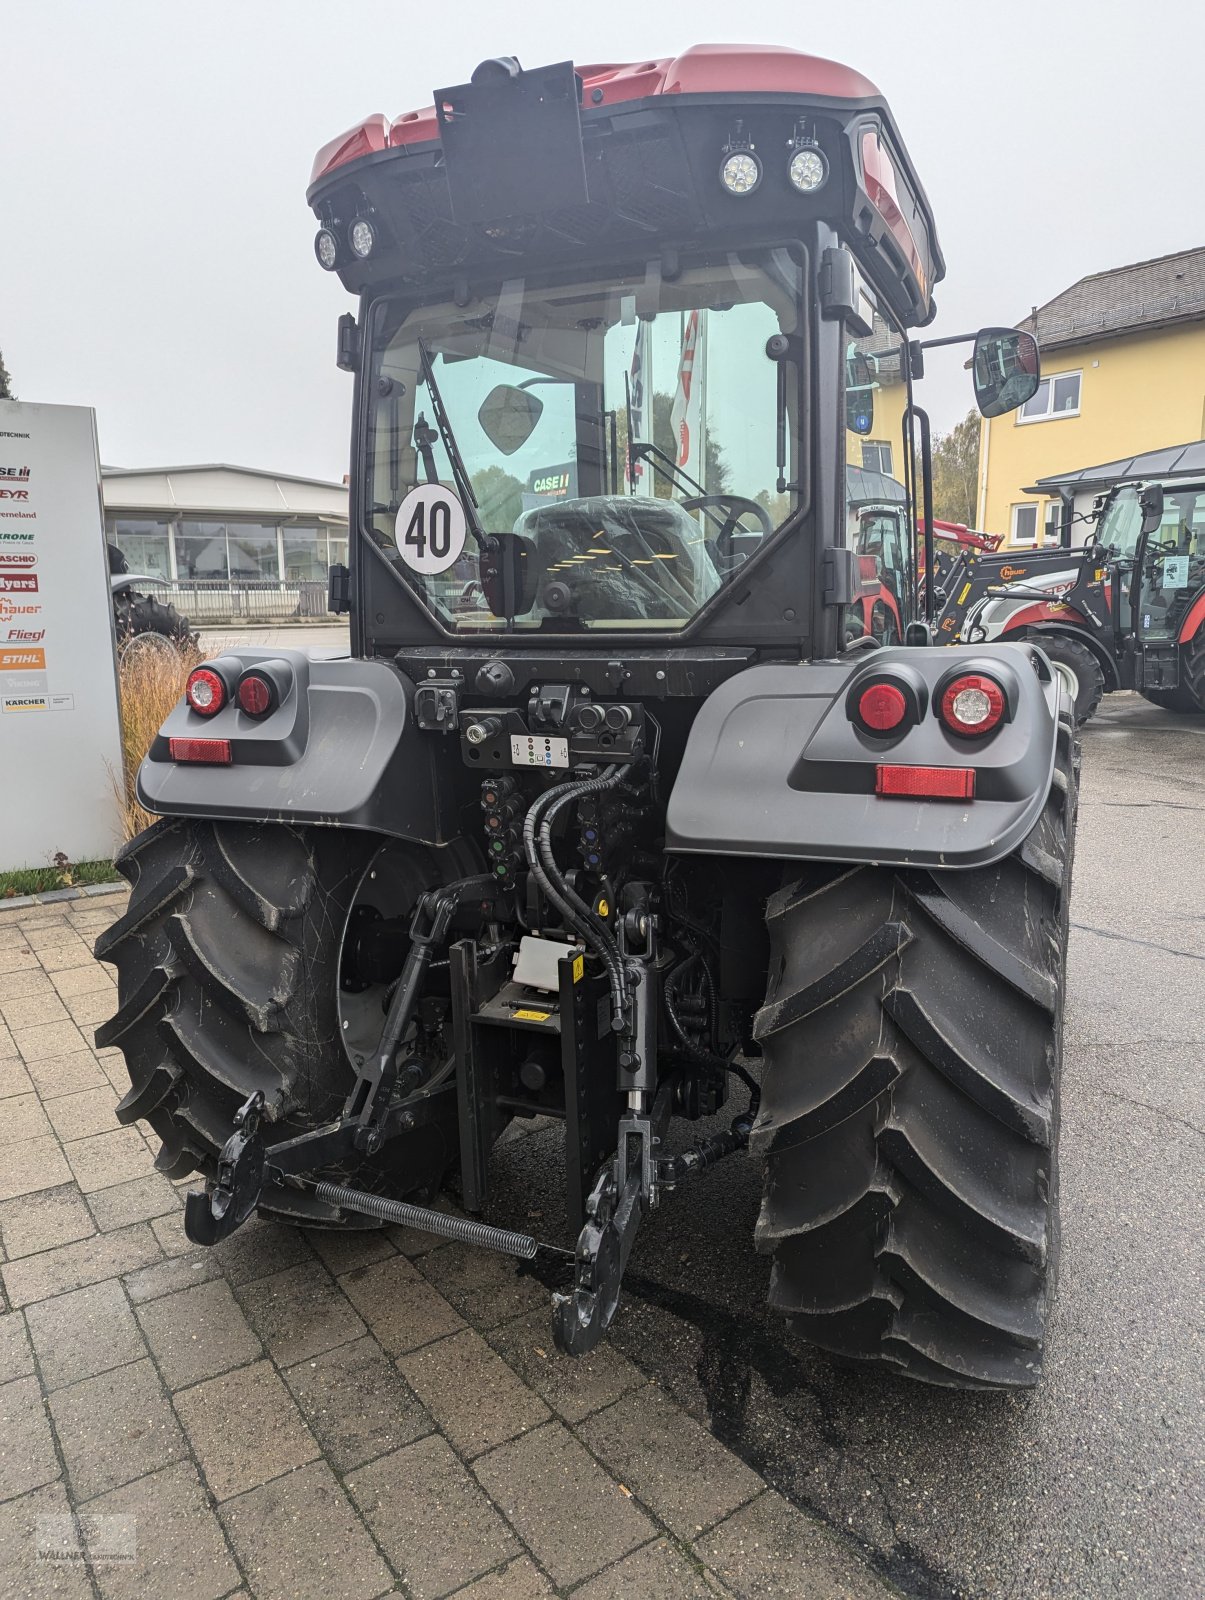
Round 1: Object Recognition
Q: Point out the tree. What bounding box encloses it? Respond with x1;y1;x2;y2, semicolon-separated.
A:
615;391;730;498
931;410;981;528
471;464;524;531
0;350;13;401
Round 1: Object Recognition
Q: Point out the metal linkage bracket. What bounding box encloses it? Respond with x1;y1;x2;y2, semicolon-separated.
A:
183;1091;267;1246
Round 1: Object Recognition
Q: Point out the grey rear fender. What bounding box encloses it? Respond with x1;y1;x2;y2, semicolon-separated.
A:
137;650;460;844
666;642;1062;869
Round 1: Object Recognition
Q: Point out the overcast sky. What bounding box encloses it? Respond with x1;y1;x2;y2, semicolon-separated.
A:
3;0;1200;482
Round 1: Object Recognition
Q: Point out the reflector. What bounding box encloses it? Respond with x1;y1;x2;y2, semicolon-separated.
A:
857;682;907;732
237;674;273;716
876;765;975;800
169;737;233;765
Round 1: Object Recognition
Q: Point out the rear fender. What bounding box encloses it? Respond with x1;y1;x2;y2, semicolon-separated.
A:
666;643;1061;869
136;650;460;844
1002;621;1120;691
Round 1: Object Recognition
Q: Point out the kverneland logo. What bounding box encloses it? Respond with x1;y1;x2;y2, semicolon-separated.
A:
0;467;30;480
0;574;37;593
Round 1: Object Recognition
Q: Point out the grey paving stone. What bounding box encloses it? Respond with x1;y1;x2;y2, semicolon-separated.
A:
0;1091;54;1146
473;1422;654;1589
398;1327;549;1458
0;1056;36;1100
579;1386;762;1539
0;1480;94;1598
696;1491;894;1599
50;962;115;999
574;1539;728;1600
11;1019;90;1062
81;1460;239;1600
447;1557;556;1598
0;1181;95;1259
174;1359;319;1502
282;1335;433;1472
348;1434;517;1600
135;1278;261;1391
0;1309;33;1382
0;1375;59;1500
65;989;118;1027
124;1251;221;1305
0;1135;73;1202
65;1126;157;1192
236;1262;366;1367
211;1218;314;1285
1;992;70;1031
0;946;39;977
304;1225;397;1275
0;968;55;1003
486;1309;645;1424
3;1223;160;1308
26;1279;147;1391
150;1209;196;1257
16;914;77;943
220;1459;392;1600
49;1358;187;1501
31;940;95;973
417;1241;548;1329
44;1085;120;1143
339;1254;465;1355
24;1047;109;1098
87;1173;180;1232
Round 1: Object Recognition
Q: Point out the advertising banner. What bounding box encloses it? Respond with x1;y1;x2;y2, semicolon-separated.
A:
0;400;124;869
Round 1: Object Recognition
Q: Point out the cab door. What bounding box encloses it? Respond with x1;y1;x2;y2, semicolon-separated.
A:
1132;484;1205;686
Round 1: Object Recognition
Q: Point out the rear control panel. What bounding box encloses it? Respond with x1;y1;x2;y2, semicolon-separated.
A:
459;683;645;771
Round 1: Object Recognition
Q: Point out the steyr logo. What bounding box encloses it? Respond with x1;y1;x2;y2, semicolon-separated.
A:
0;489;30;501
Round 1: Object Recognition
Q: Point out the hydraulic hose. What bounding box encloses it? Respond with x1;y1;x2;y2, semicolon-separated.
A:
537;768;629;985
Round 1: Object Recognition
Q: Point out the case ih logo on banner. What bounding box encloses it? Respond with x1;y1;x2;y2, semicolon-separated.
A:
0;466;31;480
0;574;38;593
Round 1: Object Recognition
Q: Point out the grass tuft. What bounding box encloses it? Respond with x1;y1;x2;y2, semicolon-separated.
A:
0;857;120;899
114;639;204;841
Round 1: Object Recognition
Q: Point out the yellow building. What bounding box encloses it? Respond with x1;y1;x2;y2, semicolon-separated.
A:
977;247;1205;548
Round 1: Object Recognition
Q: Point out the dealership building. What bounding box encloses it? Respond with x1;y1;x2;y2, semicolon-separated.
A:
101;463;349;620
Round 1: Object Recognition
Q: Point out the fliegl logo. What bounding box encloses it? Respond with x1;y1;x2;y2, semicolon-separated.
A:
5;628;44;642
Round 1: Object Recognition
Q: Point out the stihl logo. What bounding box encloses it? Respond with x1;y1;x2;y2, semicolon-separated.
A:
0;574;37;593
0;467;30;480
0;490;29;501
0;647;46;670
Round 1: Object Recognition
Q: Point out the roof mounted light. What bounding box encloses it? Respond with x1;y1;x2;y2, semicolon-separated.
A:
719;124;761;196
314;227;340;271
787;122;829;194
347;217;376;260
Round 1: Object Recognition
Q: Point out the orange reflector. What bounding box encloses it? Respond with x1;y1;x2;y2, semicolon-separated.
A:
169;737;232;765
876;764;974;800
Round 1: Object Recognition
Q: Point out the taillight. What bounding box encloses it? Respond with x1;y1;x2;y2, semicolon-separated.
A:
237;673;274;716
857;682;908;732
185;668;226;717
169;737;232;765
939;674;1005;737
876;764;975;800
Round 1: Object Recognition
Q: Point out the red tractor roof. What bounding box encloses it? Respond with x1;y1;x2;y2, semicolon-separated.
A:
311;43;882;185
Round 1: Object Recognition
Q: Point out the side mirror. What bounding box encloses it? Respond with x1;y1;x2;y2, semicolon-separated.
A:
477;384;543;455
479;531;538;617
972;328;1040;418
1139;483;1165;536
846;351;875;436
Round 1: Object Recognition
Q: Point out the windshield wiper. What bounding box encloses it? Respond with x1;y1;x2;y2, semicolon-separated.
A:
417;340;484;550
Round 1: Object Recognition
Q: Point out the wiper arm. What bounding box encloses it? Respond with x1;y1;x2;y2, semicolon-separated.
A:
417;340;484;550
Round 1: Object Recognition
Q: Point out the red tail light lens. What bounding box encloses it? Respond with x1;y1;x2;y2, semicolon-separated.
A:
939;674;1005;737
169;737;232;765
876;764;975;800
185;668;226;717
237;674;273;716
857;682;908;732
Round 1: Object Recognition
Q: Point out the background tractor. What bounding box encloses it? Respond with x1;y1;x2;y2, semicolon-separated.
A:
934;475;1205;722
97;44;1076;1390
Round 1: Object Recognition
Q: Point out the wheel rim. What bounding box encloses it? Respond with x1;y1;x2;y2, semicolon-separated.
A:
1052;660;1080;708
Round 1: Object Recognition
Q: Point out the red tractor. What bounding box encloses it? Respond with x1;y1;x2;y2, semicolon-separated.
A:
98;45;1074;1390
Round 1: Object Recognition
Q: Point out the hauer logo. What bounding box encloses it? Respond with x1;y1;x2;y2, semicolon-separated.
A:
0;490;30;501
0;647;46;670
0;553;36;569
0;574;37;594
6;628;44;642
0;467;30;481
0;598;40;620
999;565;1027;581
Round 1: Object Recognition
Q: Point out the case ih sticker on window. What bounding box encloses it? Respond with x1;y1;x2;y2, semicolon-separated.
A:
394;483;467;575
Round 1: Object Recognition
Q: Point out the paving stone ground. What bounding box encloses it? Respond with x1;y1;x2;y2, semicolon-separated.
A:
0;889;895;1599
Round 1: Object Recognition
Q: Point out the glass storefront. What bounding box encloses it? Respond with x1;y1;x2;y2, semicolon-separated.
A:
109;516;172;578
103;515;349;586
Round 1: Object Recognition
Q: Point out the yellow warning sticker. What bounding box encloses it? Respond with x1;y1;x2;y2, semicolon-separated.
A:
957;582;972;604
572;955;585;983
513;1008;551;1023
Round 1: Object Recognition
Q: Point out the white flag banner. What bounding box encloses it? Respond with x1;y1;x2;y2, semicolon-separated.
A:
670;310;705;493
628;321;648;487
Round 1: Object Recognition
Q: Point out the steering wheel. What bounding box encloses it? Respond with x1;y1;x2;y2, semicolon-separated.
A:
680;494;774;572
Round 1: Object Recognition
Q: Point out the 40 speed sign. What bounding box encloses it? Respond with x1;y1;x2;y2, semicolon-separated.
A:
394;483;468;574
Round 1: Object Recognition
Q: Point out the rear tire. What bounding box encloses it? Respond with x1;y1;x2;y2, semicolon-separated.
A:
94;819;471;1227
1025;632;1104;725
113;591;198;653
752;717;1077;1389
1140;630;1205;714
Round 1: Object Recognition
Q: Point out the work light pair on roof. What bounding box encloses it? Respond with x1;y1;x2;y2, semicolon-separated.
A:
314;215;377;271
718;120;829;198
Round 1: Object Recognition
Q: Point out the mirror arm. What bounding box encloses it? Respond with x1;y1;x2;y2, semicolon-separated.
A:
916;330;980;350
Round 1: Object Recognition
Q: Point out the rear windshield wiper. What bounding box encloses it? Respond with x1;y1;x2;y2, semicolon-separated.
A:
417;340;484;550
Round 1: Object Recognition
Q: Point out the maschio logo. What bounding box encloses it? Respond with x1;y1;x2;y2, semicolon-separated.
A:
0;467;30;481
6;628;44;642
0;490;30;501
0;553;36;569
1000;565;1027;580
0;598;40;620
0;574;37;593
0;647;46;670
